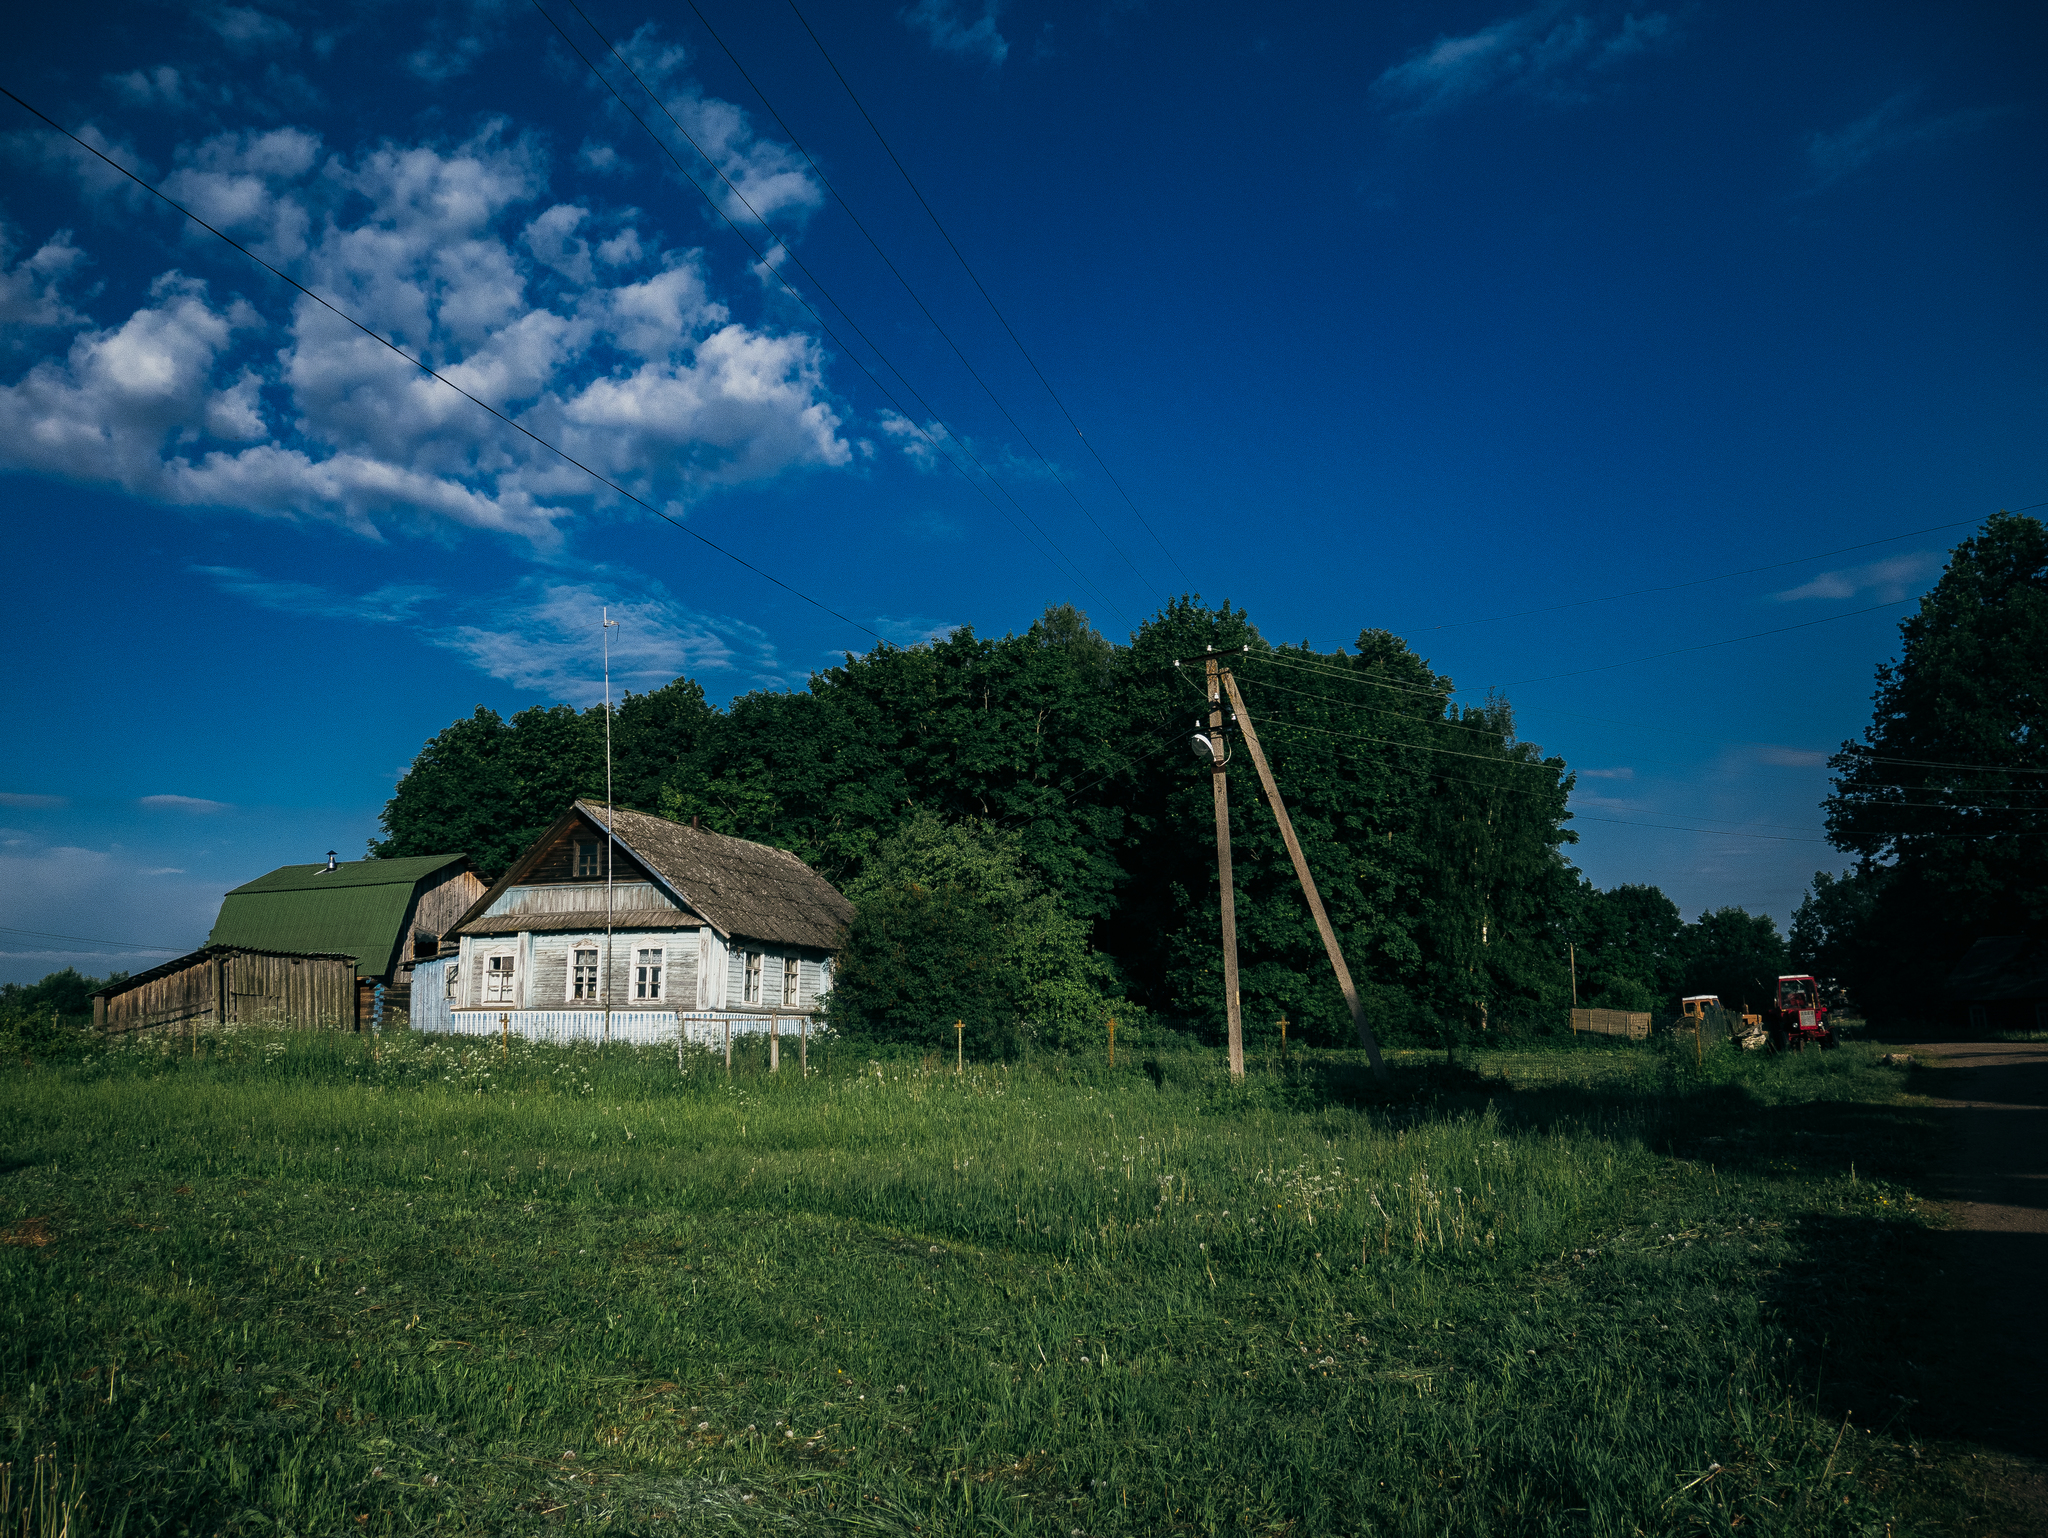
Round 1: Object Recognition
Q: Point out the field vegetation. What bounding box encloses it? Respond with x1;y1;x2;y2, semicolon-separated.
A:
1;1021;1956;1536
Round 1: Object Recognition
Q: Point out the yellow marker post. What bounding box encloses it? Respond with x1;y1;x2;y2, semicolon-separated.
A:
955;1019;964;1074
1278;1015;1288;1056
1108;1016;1117;1067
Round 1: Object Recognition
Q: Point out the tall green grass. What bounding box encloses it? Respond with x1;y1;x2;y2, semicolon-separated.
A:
1;1027;1934;1535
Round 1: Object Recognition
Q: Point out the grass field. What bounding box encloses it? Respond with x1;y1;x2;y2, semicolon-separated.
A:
0;1025;1957;1535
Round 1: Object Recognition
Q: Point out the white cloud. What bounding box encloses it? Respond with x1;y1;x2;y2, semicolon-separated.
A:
107;66;192;110
1805;91;2010;188
870;614;963;646
190;565;438;623
1576;766;1634;780
1570;793;1641;814
1755;746;1828;768
0;839;214;984
430;577;792;701
0;225;90;333
900;0;1010;66
140;867;188;877
0;123;851;546
139;795;232;813
880;411;949;471
0;793;66;809
611;27;825;231
1772;551;1939;602
192;563;796;700
1370;4;1675;115
209;7;298;52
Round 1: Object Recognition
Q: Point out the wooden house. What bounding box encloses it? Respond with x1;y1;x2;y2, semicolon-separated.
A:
207;852;483;1025
1944;937;2048;1033
92;947;359;1035
410;801;852;1047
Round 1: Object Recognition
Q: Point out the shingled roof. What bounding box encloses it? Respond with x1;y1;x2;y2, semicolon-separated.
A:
578;802;852;951
450;802;852;953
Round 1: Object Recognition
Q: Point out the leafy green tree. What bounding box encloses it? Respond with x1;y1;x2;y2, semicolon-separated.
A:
1821;511;2048;1019
0;966;124;1017
1681;907;1788;1014
826;812;1109;1056
1571;881;1686;1011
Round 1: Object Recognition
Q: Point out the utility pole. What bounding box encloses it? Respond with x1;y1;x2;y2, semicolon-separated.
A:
1218;669;1387;1082
1206;653;1245;1078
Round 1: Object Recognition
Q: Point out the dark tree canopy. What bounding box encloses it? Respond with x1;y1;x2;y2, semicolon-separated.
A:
378;599;1681;1043
1809;512;2048;1019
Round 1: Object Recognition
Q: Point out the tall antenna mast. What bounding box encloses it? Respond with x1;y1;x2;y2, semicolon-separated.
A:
601;607;620;1051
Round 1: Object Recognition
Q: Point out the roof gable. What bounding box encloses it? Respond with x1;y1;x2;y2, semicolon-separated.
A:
446;804;852;953
580;802;853;952
208;853;472;978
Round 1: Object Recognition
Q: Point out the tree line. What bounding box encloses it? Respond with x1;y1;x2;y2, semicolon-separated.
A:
375;596;1804;1049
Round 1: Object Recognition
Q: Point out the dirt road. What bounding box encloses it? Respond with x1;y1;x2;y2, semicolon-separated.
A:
1895;1038;2048;1492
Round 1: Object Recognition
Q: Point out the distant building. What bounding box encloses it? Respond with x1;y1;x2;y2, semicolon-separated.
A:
411;801;852;1047
1944;937;2048;1033
208;852;483;1024
92;947;359;1035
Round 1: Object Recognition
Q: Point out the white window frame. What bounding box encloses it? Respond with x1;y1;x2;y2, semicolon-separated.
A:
783;956;801;1007
635;944;666;1001
743;950;764;1005
570;945;600;1002
446;962;460;1001
483;951;518;1005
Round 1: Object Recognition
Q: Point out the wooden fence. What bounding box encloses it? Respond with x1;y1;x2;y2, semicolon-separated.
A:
94;948;359;1035
1568;1008;1652;1041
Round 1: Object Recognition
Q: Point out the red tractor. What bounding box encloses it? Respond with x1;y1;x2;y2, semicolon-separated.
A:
1765;974;1837;1051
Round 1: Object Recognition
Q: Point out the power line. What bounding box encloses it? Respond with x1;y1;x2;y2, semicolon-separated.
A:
0;83;889;644
663;0;1165;605
529;5;1135;630
0;925;185;952
781;0;1194;591
1397;501;2047;636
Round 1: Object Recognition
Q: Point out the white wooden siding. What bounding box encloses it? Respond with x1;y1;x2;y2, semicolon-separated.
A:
484;880;679;918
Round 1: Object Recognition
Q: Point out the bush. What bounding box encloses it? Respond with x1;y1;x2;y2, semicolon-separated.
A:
826;812;1129;1057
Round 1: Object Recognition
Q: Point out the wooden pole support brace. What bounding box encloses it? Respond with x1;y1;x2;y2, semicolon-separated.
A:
1220;669;1388;1082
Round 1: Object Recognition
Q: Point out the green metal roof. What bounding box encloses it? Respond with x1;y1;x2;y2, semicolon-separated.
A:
208;855;466;979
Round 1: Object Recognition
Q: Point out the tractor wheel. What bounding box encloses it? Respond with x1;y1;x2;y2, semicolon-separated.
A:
1820;1031;1838;1050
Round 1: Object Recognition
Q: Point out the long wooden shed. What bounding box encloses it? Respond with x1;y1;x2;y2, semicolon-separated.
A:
91;946;359;1036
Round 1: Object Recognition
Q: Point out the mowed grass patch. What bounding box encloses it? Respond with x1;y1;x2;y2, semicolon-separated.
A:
2;1029;1940;1535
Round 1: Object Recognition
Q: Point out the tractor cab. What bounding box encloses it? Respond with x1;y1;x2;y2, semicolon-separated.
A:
1768;974;1836;1051
1680;995;1719;1022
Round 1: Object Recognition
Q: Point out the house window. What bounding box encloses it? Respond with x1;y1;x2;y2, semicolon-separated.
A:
446;963;460;1001
484;953;516;1004
636;947;664;1000
572;948;599;1000
743;951;763;1005
784;957;801;1007
574;841;603;878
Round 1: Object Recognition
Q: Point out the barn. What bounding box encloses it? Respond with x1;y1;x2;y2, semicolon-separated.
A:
91;947;359;1035
207;852;484;1026
411;801;852;1048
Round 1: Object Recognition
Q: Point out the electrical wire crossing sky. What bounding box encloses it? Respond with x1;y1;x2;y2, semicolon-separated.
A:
0;0;2042;980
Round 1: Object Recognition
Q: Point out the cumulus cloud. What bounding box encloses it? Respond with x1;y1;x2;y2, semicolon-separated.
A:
1370;3;1675;115
139;795;232;812
0;123;852;547
1805;90;2011;188
0;225;91;334
870;614;963;647
610;27;825;231
900;0;1010;66
1772;551;1939;602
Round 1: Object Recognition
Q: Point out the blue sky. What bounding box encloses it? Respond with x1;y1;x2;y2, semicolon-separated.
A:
2;0;2042;984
